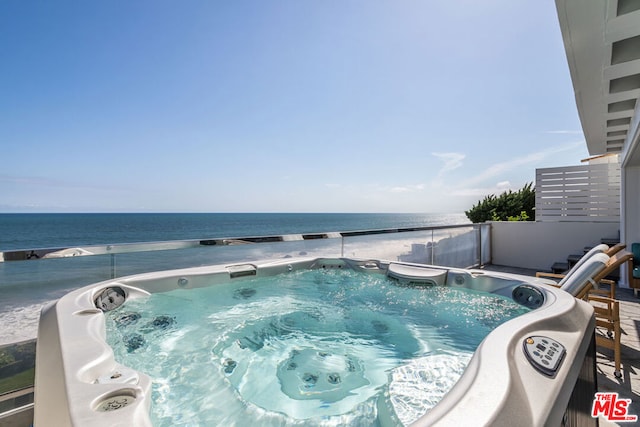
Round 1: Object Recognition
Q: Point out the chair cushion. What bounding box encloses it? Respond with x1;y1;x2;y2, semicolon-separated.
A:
557;244;608;287
633;266;640;279
560;253;609;297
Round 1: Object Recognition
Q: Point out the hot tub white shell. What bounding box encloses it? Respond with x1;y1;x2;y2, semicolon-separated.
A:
33;258;595;427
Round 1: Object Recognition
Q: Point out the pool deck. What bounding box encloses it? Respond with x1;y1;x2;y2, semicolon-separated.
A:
483;265;640;425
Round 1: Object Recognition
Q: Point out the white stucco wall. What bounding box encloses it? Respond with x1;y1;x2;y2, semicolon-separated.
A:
623;166;640;248
490;221;620;271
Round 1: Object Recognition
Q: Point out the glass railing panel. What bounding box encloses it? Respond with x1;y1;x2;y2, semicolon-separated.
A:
430;226;479;268
0;339;35;419
339;226;483;268
340;230;435;263
480;223;491;265
110;238;343;278
0;256;115;345
0;255;115;290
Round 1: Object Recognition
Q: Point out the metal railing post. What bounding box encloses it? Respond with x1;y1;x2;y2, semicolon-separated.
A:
477;225;482;267
431;229;435;265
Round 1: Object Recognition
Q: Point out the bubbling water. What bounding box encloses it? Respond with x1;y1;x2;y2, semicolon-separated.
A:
105;269;529;426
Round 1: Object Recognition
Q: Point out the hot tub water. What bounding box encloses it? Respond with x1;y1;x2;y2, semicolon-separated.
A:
104;268;530;426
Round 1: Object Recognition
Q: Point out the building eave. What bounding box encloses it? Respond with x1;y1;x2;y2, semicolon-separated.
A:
555;0;640;165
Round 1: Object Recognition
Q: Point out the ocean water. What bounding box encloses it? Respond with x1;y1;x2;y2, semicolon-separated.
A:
0;213;470;345
0;213;469;251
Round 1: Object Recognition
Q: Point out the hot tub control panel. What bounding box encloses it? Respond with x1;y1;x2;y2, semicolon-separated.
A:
523;336;566;377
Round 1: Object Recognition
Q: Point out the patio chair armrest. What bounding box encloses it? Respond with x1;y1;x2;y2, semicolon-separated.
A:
587;295;614;304
535;272;565;280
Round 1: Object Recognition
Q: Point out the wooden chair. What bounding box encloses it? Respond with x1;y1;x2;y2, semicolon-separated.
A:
595;243;627;297
590;243;631;299
537;249;633;299
576;251;633;299
535;243;609;286
629;243;640;297
539;251;631;379
606;242;627;257
588;295;622;378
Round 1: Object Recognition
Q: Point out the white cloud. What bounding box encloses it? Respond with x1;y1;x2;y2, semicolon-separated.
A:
450;188;495;197
434;141;584;202
388;183;425;193
458;141;583;188
0;173;129;192
432;152;465;177
390;187;411;193
451;181;514;197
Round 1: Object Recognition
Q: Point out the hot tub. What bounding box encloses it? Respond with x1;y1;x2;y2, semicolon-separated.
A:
34;258;595;426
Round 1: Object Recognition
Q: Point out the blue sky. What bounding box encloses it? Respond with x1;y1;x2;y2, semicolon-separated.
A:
0;1;589;213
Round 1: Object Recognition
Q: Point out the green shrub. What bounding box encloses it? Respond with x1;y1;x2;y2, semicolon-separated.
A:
465;183;535;223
